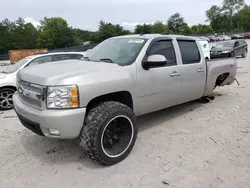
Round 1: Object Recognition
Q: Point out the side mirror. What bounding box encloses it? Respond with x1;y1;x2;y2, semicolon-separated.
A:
142;55;167;70
235;43;239;47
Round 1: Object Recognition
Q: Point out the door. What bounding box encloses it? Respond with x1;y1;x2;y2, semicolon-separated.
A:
137;39;183;115
234;41;241;56
238;40;246;55
176;40;207;103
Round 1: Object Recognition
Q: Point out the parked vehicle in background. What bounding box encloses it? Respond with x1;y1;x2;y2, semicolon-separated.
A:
13;34;237;166
210;39;248;59
208;35;220;42
243;33;250;39
0;52;85;110
218;35;231;41
231;34;244;39
198;36;210;42
198;40;210;60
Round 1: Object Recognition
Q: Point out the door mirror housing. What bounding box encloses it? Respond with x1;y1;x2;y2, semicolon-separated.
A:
142;55;167;70
235;42;239;47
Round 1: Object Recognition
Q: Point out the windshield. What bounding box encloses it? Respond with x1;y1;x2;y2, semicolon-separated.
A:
221;41;234;47
85;38;147;66
0;57;30;73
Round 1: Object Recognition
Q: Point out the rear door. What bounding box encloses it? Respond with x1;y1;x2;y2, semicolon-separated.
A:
176;39;207;103
234;41;241;56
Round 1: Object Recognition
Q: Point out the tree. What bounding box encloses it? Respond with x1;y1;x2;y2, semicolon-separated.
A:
191;24;214;34
151;21;169;33
206;5;223;31
167;13;188;33
0;19;16;54
12;18;38;49
37;17;76;49
206;5;233;32
233;5;250;31
97;20;131;42
134;24;152;34
222;0;245;30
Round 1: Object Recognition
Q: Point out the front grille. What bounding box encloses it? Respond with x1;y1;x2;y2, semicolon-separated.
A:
17;79;46;110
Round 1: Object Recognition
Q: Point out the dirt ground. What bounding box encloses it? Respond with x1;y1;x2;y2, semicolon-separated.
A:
1;44;250;188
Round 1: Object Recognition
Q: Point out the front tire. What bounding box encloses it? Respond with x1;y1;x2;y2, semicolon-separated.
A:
79;101;137;166
0;88;15;111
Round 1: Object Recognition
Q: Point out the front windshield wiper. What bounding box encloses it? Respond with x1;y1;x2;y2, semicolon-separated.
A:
99;58;114;64
0;71;7;73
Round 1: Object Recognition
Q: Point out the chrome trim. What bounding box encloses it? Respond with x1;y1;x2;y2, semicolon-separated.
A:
17;79;46;110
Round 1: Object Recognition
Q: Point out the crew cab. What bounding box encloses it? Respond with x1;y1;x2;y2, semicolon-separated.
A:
13;34;237;166
0;52;85;110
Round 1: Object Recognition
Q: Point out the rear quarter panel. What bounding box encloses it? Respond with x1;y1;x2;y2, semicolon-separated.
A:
204;57;237;96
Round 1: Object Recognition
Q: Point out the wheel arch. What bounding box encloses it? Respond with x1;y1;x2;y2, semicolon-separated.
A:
0;85;17;91
86;91;133;113
215;72;230;86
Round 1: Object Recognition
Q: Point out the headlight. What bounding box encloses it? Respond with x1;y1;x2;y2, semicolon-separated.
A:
222;50;230;53
46;85;79;109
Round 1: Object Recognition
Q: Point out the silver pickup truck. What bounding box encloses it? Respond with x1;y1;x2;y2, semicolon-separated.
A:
13;34;237;165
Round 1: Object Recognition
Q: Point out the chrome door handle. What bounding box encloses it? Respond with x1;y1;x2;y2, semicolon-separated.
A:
197;68;205;72
170;72;180;77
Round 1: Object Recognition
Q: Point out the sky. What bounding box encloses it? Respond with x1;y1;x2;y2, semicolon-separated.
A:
1;0;250;31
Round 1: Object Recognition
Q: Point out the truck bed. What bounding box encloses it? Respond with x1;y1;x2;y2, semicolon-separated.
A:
203;57;237;96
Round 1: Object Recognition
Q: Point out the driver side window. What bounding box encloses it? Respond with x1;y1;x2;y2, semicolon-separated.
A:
235;41;240;47
28;56;52;67
147;40;177;66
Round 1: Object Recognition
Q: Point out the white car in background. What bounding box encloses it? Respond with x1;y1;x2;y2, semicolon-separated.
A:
198;40;210;61
0;52;85;110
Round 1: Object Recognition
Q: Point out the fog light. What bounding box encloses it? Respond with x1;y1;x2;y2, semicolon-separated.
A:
49;129;60;136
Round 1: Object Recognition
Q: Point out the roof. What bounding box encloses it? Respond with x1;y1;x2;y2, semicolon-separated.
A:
112;34;195;40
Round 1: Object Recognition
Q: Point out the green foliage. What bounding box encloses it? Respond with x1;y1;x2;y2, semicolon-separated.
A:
97;20;131;42
233;5;250;31
167;13;188;33
36;17;76;49
206;0;247;32
151;21;169;33
134;24;152;34
191;24;214;34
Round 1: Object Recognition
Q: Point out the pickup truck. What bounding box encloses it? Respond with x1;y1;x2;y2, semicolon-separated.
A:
13;34;237;166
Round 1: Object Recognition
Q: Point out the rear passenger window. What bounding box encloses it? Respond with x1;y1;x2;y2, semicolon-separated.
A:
28;56;52;66
53;54;72;61
148;40;177;66
177;40;201;64
70;54;84;59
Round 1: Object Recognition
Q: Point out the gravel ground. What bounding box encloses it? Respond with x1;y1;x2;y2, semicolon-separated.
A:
1;44;250;188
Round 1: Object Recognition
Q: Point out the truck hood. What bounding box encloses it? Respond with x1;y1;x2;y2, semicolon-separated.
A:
17;60;120;86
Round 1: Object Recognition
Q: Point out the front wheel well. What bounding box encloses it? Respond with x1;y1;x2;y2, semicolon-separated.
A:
86;91;133;113
0;86;17;91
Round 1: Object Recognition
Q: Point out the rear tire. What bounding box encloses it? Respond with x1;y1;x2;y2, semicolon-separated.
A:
0;88;15;111
79;101;137;166
242;49;247;58
229;51;235;57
